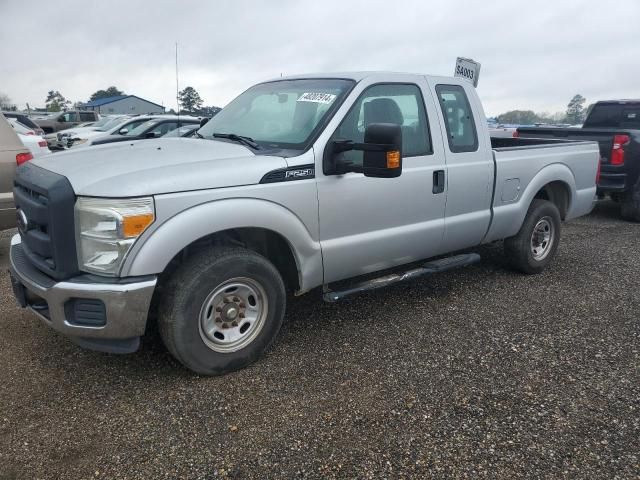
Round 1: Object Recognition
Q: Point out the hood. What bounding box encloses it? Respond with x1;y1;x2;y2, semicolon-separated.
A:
32;138;287;197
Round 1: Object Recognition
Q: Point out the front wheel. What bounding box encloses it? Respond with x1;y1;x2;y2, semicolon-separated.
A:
158;247;286;375
504;199;561;274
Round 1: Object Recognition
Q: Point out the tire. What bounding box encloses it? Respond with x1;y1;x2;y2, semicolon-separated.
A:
158;246;286;375
620;181;640;222
504;199;561;274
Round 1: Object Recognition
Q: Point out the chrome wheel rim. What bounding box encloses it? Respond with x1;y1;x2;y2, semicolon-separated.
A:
198;277;268;353
530;216;554;261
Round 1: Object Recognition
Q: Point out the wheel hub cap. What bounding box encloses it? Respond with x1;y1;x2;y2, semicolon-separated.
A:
198;278;268;353
530;217;554;261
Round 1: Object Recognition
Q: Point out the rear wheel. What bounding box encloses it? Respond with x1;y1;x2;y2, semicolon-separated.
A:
620;181;640;222
158;247;286;375
504;199;561;274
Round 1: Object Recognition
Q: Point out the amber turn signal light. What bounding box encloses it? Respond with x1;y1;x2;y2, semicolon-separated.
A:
386;151;400;169
122;213;154;238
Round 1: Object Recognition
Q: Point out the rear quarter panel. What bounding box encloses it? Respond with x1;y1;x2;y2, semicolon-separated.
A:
484;142;599;242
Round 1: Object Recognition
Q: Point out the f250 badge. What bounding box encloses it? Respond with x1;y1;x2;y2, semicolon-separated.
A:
285;168;314;179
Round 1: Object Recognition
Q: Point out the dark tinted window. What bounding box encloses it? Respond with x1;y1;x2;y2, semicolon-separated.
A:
584;103;640;128
80;112;95;121
4;113;39;129
436;84;478;152
330;83;432;166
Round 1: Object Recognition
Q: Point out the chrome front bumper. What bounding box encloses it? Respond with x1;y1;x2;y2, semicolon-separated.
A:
8;235;157;352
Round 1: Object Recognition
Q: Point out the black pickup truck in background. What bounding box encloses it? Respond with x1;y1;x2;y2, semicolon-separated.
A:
518;100;640;221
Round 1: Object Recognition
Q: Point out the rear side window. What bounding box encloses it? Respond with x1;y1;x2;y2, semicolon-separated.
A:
436;84;478;152
584;104;640;128
80;112;95;121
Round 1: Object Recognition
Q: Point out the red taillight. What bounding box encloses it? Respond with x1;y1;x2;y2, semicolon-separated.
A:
513;130;520;138
610;134;630;165
596;157;601;184
16;152;33;165
38;140;47;148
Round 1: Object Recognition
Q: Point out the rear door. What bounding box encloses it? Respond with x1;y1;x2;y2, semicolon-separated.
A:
315;76;448;283
428;79;494;251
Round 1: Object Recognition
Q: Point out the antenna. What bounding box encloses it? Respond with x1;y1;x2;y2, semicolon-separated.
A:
175;42;179;115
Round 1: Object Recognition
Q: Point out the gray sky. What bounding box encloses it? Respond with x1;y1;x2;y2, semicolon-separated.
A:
1;0;638;117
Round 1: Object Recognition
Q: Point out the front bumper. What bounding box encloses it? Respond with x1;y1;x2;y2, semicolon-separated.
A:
8;235;157;353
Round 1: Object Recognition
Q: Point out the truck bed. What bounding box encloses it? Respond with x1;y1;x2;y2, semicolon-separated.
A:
483;137;599;244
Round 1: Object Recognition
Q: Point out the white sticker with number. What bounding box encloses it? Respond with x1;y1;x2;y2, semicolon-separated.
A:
297;92;337;104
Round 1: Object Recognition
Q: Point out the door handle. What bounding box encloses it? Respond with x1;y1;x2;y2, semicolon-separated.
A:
433;170;445;194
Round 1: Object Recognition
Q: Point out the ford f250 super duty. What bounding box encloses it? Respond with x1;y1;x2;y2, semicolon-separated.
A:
518;100;640;221
8;72;599;375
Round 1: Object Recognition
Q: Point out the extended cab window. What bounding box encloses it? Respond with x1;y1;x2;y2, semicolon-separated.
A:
62;112;79;122
330;83;432;166
436;85;478;152
80;112;95;121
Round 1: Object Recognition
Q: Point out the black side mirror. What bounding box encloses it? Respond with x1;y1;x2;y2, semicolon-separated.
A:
200;118;209;128
361;123;402;178
145;131;158;139
325;123;403;178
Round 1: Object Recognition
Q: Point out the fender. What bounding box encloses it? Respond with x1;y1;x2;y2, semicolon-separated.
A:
483;163;576;243
121;198;323;293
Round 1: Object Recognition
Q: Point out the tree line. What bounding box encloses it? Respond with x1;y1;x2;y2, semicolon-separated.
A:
495;94;589;125
0;85;219;115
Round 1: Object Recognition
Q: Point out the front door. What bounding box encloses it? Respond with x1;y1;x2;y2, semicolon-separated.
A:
316;81;447;284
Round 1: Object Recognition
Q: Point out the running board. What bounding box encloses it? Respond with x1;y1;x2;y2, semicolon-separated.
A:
322;253;481;303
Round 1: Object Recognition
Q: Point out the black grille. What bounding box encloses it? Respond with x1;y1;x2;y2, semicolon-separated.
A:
13;163;78;280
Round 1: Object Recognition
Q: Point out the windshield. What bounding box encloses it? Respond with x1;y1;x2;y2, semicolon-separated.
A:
97;116;128;131
91;116;115;129
198;79;354;149
164;125;197;137
126;119;160;136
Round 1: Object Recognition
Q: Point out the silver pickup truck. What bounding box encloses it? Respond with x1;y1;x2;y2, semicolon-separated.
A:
8;72;599;375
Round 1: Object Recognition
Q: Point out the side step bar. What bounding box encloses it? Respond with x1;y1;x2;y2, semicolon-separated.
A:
322;253;481;303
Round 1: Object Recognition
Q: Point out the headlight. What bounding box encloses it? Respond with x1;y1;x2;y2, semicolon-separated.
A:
75;197;155;276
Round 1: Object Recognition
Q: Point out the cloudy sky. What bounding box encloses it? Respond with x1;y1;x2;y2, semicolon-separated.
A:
1;0;638;117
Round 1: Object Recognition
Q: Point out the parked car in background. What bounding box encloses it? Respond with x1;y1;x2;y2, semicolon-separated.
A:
45;115;127;149
18;133;51;158
69;115;170;148
7;117;37;135
7;72;599;375
163;123;200;138
33;110;100;134
2;112;45;136
91;117;201;146
488;123;518;138
0;114;32;230
518;99;640;221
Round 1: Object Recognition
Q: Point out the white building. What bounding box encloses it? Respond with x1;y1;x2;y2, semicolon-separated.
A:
83;95;165;115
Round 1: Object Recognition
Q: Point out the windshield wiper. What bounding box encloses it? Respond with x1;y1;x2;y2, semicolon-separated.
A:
195;131;204;138
212;132;260;150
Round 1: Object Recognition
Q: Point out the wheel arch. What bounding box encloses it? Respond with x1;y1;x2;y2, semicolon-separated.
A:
484;163;576;243
122;198;323;294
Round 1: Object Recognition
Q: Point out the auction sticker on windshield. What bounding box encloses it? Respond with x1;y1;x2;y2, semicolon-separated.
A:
297;92;337;104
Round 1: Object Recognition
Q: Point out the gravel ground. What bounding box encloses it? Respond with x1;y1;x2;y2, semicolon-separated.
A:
0;201;639;479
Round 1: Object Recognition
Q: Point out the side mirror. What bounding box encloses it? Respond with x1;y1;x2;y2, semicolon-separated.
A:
326;123;402;178
199;118;209;128
118;128;128;135
361;123;402;178
58;117;66;122
145;131;158;139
